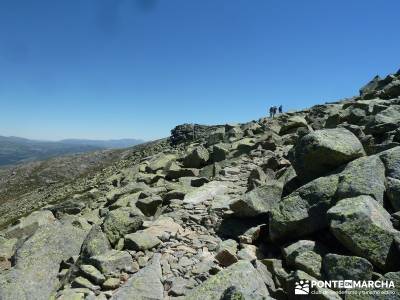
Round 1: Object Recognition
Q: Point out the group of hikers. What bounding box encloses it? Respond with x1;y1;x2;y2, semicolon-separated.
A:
269;105;283;118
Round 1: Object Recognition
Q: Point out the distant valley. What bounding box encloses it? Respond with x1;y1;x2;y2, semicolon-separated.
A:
59;138;145;149
0;136;144;167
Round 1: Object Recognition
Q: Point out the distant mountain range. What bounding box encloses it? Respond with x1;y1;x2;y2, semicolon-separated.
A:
0;136;144;167
59;138;144;149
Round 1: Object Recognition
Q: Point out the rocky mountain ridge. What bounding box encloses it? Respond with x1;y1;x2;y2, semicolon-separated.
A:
1;70;400;299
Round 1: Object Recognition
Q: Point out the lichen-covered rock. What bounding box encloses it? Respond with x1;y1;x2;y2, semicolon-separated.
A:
232;138;256;155
279;115;309;135
80;225;111;259
0;220;88;300
207;128;226;146
230;181;282;217
291;128;365;182
145;153;176;173
327;195;400;271
269;174;338;241
0;236;17;266
261;259;290;290
110;254;163;300
2;210;55;239
293;250;323;279
135;196;162;217
165;276;194;297
136;172;164;185
322;254;373;281
386;177;400;211
106;182;150;205
282;240;326;278
379;146;400;179
102;207;143;245
165;165;199;180
336;155;386;204
124;231;161;251
226;125;244;140
71;276;100;291
48;199;86;217
237;244;263;261
55;289;86;300
246;166;269;191
103;277;120;290
183;146;210;168
220;287;246;300
80;264;106;285
375;105;400;125
89;250;134;275
212;143;230;162
253;260;276;293
185;260;271;300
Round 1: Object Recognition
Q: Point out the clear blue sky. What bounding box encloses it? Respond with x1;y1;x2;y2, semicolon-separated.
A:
0;0;399;141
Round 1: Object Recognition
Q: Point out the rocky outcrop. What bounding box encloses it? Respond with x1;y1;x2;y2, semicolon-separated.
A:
269;174;339;241
291;128;365;182
170;124;224;145
327;195;400;271
1;69;400;299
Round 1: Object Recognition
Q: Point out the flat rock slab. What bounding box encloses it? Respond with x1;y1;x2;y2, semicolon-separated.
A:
111;254;163;300
183;181;229;204
0;220;87;300
89;250;135;275
185;260;271;300
3;210;55;239
124;231;161;251
142;216;183;238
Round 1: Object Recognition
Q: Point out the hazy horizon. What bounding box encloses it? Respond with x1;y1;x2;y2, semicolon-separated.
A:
1;0;399;141
0;135;146;143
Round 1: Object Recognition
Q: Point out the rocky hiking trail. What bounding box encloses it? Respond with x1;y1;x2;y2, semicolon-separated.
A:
1;70;400;299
